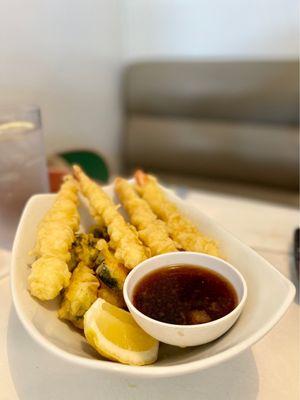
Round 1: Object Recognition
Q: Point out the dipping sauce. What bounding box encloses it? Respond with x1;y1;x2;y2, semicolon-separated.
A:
133;265;238;325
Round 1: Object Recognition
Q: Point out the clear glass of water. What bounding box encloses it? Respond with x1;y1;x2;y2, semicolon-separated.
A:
0;105;49;249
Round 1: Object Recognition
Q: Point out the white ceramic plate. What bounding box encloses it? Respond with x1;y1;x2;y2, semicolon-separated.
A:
11;183;295;378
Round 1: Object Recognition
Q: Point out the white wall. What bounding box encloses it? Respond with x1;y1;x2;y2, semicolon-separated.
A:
0;0;123;172
122;0;299;61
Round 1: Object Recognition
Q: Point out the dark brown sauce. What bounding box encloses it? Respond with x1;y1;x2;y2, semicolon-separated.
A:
133;265;238;325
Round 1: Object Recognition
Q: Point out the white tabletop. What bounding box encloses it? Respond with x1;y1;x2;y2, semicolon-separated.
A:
0;190;299;400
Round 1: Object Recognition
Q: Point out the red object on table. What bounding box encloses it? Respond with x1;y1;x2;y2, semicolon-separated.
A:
48;167;69;192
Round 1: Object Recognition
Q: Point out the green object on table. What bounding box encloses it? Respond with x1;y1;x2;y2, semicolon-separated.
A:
60;150;109;182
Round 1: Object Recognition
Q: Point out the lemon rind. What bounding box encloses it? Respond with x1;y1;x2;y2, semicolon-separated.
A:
84;299;159;366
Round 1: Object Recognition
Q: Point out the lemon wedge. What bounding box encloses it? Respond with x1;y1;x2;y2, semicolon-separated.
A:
84;298;159;365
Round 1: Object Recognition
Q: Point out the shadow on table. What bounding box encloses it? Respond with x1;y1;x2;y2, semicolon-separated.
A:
7;307;259;400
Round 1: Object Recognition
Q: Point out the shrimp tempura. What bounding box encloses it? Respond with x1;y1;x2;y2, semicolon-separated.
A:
28;176;79;300
73;165;148;269
115;178;178;256
32;176;79;260
58;263;99;329
135;171;220;257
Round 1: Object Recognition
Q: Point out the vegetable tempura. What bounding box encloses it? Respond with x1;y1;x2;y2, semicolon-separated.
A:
97;282;126;309
135;171;220;257
115;178;178;256
28;176;80;300
58;263;99;329
73;165;148;269
96;239;128;290
68;232;105;272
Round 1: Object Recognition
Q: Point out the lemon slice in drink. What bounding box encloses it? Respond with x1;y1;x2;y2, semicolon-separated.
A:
84;298;159;365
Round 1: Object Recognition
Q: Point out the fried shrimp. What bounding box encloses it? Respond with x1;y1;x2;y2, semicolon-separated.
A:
32;176;79;260
115;178;178;256
29;257;71;301
135;171;220;257
73;165;148;269
58;263;99;329
28;176;80;300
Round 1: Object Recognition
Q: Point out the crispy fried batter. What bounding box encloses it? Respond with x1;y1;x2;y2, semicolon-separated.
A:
28;257;71;301
96;239;128;290
58;263;99;329
115;177;178;256
135;170;220;257
97;282;125;308
73;165;148;269
28;176;80;300
69;232;104;272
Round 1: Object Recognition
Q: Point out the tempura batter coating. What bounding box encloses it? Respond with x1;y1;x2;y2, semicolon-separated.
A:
98;282;126;309
135;171;220;257
28;176;80;300
58;263;99;329
115;178;177;256
96;239;128;290
32;176;79;260
28;257;70;301
73;165;148;269
69;232;104;272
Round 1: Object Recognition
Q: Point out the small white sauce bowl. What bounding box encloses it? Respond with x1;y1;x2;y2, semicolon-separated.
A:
123;252;247;347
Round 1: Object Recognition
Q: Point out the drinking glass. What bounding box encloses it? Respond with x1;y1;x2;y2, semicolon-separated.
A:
0;105;49;249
